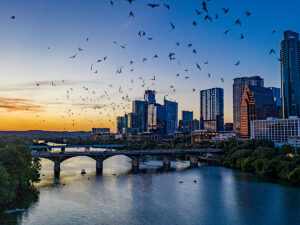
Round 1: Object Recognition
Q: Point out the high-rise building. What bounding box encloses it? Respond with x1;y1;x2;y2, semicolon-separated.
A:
233;76;264;134
144;90;156;104
200;88;224;132
164;98;178;135
281;30;300;118
178;111;198;133
128;113;141;132
251;116;300;145
147;103;166;134
182;111;193;121
117;115;128;134
132;100;148;132
179;120;200;133
269;87;282;118
240;85;277;139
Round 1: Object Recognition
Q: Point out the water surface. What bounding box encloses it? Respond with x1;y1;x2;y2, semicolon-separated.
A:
2;155;300;225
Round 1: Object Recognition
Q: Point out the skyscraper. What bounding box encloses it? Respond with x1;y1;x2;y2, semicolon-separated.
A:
182;111;193;121
127;113;141;133
144;90;156;104
233;76;264;134
117;115;128;134
240;85;277;139
178;111;199;133
281;30;300;118
269;87;282;118
164;98;178;135
147;103;166;134
200;88;224;132
132;100;148;132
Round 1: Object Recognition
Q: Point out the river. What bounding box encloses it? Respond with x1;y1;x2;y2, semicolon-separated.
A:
1;156;300;225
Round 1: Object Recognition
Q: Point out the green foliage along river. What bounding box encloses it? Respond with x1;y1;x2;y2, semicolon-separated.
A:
218;139;300;186
0;139;41;209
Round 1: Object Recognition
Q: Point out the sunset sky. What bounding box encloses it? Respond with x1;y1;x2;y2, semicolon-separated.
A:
0;0;299;131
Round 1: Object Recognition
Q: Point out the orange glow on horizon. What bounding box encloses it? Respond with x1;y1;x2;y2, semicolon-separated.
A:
0;112;116;132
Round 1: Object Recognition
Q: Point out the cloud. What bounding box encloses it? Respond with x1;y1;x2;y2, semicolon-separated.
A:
0;98;45;112
0;79;97;92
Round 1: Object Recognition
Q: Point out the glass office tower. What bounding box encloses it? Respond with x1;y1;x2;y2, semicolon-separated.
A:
144;90;156;104
233;76;264;134
200;88;224;132
281;30;300;118
132;100;148;132
182;111;193;121
164;98;178;135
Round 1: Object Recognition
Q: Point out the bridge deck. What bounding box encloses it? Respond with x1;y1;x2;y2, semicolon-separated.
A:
29;144;125;149
32;149;222;157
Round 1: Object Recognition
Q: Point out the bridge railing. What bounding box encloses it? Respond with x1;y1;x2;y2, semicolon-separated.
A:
31;148;223;157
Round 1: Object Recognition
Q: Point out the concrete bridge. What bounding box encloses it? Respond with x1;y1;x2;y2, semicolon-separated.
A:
30;145;222;177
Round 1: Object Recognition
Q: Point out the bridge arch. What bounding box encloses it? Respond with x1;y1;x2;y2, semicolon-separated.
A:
102;154;136;162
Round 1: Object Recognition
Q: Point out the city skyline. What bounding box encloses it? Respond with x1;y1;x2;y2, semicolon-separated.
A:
0;0;299;131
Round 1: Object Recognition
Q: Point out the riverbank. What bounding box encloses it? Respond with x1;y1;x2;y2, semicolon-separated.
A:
218;139;300;186
0;139;41;210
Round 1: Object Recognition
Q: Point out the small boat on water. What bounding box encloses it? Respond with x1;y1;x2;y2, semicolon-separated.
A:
81;169;86;175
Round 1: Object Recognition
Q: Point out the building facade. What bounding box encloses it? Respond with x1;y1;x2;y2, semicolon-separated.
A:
269;87;282;118
200;88;224;132
251;116;300;144
178;119;200;133
144;90;156;104
182;111;193;121
240;85;277;139
147;103;166;134
233;76;264;134
178;110;199;133
224;123;233;131
211;132;237;142
281;30;300;119
164;98;178;135
127;113;141;133
117;115;128;134
132;100;148;132
190;130;220;144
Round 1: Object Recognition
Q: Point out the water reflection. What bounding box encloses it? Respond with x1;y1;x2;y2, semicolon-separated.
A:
1;156;300;225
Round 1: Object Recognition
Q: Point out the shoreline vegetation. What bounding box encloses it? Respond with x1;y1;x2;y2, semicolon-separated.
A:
219;139;300;186
1;137;299;209
0;139;40;210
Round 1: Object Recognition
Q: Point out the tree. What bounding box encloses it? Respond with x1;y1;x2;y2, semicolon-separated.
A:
253;159;270;176
288;167;300;186
0;164;16;206
241;157;255;172
278;145;294;155
0;141;41;208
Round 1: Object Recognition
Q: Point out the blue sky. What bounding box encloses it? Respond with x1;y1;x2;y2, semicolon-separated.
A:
0;0;299;131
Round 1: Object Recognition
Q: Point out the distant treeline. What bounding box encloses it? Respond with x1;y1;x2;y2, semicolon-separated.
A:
217;139;300;186
0;138;41;209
